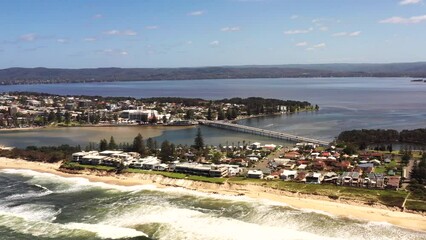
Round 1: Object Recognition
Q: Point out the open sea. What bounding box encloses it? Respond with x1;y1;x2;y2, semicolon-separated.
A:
1;169;425;240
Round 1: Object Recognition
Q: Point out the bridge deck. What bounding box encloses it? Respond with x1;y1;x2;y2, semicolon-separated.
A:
199;120;329;146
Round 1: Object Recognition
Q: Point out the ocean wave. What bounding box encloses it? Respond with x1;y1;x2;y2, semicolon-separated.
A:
0;213;148;239
64;222;148;239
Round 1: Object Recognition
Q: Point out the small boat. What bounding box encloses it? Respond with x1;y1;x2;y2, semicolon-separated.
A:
410;79;423;82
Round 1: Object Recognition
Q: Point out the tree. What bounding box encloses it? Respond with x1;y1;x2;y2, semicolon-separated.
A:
207;107;213;120
212;151;223;164
217;108;225;120
226;108;233;120
401;152;411;166
194;128;204;151
185;109;194;120
146;137;155;154
99;139;108;151
56;108;62;123
64;111;71;125
150;114;158;124
159;140;174;162
48;110;56;123
108;136;117;150
132;133;146;156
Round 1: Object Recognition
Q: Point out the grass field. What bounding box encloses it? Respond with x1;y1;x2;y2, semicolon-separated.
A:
229;178;408;207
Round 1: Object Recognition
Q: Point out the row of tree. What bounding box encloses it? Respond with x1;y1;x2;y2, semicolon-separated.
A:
97;128;205;162
337;129;426;148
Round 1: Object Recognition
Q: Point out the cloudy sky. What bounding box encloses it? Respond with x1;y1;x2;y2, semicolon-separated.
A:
0;0;425;68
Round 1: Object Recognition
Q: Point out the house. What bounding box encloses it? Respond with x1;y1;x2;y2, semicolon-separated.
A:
72;151;98;162
386;176;400;190
81;155;106;165
280;170;298;181
305;172;322;184
247;170;263;179
174;163;228;178
323;172;338;183
284;152;300;159
251;142;262;150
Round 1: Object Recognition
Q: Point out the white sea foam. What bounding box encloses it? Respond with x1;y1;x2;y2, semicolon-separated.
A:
64;223;148;239
0;204;60;222
100;204;340;240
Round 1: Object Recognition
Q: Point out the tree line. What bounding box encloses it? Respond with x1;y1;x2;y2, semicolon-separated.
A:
337;129;426;148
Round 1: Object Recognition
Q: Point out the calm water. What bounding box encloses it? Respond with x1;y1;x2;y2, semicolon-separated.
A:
0;126;288;149
1;77;425;144
1;169;425;240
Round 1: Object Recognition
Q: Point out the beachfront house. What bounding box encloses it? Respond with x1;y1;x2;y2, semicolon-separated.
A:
72;151;98;162
174;163;229;178
280;170;297;181
305;172;322;184
247;170;264;179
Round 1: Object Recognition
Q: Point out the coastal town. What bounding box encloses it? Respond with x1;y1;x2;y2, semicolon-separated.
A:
66;141;407;190
0;92;314;129
0;91;425;214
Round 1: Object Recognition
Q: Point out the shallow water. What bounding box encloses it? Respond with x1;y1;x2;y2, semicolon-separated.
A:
0;169;425;240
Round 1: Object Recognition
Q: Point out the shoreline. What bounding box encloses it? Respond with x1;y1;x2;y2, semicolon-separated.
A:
0;157;425;233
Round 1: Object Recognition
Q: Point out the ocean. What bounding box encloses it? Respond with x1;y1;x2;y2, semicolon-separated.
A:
1;169;425;240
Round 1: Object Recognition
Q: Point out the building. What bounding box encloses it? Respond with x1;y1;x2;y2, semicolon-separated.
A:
247;170;263;179
174;163;228;178
280;170;297;181
305;172;322;184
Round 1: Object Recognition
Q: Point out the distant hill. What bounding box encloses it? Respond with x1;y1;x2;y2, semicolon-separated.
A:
1;62;426;85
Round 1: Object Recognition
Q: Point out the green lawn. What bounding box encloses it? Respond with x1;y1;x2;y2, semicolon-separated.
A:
374;160;398;174
62;162;116;171
228;178;408;207
405;200;426;212
121;168;226;184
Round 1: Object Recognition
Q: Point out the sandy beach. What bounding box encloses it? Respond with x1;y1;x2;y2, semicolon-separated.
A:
0;157;425;233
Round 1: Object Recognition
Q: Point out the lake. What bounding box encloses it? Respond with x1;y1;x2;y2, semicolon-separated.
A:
1;77;425;146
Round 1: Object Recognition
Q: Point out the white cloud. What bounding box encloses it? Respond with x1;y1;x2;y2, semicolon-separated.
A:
305;43;326;51
188;10;204;16
221;26;240;32
333;31;361;37
290;15;299;20
313;43;326;48
349;31;361;36
399;0;422;5
209;40;220;46
104;29;121;35
97;49;129;56
145;25;159;30
122;30;137;36
56;38;68;43
379;15;426;24
284;27;313;35
83;37;97;42
20;33;37;42
103;29;137;36
333;32;347;37
93;14;103;19
318;26;329;31
295;41;308;47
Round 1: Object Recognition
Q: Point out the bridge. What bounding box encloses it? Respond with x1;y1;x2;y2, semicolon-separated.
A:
199;120;330;146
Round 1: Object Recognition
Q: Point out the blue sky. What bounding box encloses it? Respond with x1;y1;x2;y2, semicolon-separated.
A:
0;0;425;68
